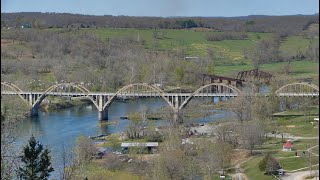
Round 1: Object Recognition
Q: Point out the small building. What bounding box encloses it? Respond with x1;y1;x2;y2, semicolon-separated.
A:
121;142;158;154
185;56;199;60
282;140;293;151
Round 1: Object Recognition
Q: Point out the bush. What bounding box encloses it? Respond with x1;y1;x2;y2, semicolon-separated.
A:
147;132;163;142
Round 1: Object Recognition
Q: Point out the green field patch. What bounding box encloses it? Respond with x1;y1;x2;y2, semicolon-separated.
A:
213;60;318;78
275;115;319;137
76;28;273;59
85;163;145;180
242;156;273;180
279;156;319;171
280;36;311;56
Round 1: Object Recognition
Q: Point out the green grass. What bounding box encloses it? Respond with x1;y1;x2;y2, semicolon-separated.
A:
85;163;145;180
274;106;319;116
291;139;319;151
78;28;272;59
278;156;319;171
262;138;319;151
3;28;319;80
214;60;318;78
85;28;318;79
242;156;273;180
280;36;312;56
310;146;319;155
275;116;319;137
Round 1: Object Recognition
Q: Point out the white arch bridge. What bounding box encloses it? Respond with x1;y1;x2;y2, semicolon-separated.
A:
1;81;319;121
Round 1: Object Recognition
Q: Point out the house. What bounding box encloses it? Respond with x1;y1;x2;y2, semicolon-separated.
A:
121;142;158;154
282;140;293;151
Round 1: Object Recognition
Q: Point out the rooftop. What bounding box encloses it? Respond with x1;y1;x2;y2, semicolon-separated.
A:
121;142;159;147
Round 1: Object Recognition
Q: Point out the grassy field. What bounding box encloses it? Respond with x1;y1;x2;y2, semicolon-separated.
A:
2;27;319;82
242;156;273;180
278;156;319;171
274;106;319;116
84;163;145;180
242;111;319;179
41;27;320;79
275;116;319;137
214;60;319;78
81;28;271;60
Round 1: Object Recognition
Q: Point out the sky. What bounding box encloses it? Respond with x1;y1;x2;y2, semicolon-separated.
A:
1;0;319;17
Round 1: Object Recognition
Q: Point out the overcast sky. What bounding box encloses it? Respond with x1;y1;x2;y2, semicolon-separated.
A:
1;0;319;17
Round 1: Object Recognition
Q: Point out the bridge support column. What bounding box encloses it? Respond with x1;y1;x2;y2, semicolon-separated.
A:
173;95;183;124
30;106;39;117
98;108;108;121
28;93;34;106
173;111;182;124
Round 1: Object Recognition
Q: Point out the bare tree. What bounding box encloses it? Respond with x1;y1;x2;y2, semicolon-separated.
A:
214;123;239;147
227;95;252;123
1;98;27;179
71;135;96;179
239;120;265;155
58;144;76;180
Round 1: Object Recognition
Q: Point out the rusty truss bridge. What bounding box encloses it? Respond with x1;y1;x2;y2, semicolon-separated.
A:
1;81;319;121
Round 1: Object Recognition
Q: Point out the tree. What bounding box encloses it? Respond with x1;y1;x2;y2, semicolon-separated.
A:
306;39;319;62
126;116;144;139
59;144;76;180
17;135;54;180
1;98;30;179
259;153;281;175
239;120;265;155
74;135;96;165
227;95;252;123
245;37;281;68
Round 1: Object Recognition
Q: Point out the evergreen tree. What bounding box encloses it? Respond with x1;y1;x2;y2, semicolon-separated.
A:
17;135;54;180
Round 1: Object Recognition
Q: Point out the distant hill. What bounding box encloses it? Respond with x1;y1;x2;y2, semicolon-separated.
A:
1;12;318;36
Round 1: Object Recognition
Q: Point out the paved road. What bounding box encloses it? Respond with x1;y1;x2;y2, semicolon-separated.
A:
281;170;319;180
266;133;319;140
232;157;253;180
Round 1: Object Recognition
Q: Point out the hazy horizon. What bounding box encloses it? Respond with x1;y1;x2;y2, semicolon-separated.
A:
1;0;319;18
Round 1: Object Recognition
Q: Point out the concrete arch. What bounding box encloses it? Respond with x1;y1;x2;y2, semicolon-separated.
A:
179;83;242;110
275;82;319;95
103;83;174;111
1;81;29;105
34;83;98;109
1;81;23;92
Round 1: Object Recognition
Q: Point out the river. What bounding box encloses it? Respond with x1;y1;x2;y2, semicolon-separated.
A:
14;97;232;178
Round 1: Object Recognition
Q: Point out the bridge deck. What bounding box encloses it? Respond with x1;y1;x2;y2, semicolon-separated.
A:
1;91;319;97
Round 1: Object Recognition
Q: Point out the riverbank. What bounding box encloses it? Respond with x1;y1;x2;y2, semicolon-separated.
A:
39;97;92;112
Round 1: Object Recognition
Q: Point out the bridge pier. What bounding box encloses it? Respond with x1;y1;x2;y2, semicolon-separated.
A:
98;109;108;121
173;111;182;124
30;106;39;117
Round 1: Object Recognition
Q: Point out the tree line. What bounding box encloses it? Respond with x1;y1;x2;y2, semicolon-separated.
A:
2;12;319;36
1;29;214;91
